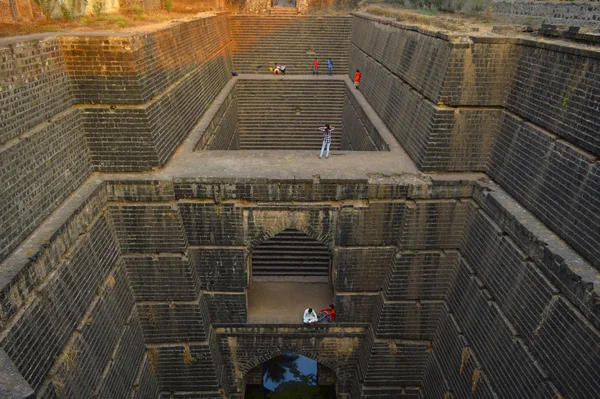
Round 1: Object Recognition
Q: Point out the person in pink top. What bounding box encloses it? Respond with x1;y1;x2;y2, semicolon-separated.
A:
313;58;319;75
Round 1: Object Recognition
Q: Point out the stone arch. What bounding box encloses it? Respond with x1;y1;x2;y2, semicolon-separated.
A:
219;327;363;395
250;224;331;250
247;209;335;250
241;346;341;379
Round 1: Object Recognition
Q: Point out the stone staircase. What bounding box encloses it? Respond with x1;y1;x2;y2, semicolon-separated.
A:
237;79;345;150
252;228;330;281
230;15;352;74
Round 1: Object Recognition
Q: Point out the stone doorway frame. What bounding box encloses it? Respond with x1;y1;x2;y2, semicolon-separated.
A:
272;0;297;7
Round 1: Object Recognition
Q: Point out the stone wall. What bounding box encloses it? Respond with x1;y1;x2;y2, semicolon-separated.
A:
230;15;352;74
0;36;91;263
423;180;599;398
349;14;507;171
0;13;234;265
197;87;240;150
67;14;233;170
0;184;158;398
104;181;227;398
350;12;600;271
101;177;480;397
492;1;600;28
215;325;365;396
1;176;597;397
489;39;600;269
241;0;310;13
342;85;389;151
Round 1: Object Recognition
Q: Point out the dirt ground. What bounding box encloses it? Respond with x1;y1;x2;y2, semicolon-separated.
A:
247;281;334;324
363;3;502;34
0;10;203;36
0;0;508;38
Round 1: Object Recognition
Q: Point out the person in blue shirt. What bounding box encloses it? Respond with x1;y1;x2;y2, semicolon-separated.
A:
327;58;333;75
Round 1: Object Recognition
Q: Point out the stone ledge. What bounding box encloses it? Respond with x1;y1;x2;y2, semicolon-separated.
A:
474;180;600;329
0;349;34;399
213;323;368;335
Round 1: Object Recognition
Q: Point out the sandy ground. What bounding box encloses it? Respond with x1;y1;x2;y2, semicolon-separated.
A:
247;281;334;324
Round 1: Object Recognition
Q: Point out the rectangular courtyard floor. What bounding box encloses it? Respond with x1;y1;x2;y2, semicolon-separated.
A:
247;281;334;324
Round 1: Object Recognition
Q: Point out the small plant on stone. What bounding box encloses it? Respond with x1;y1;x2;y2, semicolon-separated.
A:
34;0;58;19
108;15;128;27
164;0;172;12
408;0;426;8
562;97;569;107
92;0;104;16
183;344;196;365
467;0;490;13
60;2;74;20
132;4;144;16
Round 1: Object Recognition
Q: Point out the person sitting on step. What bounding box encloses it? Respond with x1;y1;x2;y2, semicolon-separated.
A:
318;304;336;323
303;308;318;324
280;64;286;75
273;64;281;75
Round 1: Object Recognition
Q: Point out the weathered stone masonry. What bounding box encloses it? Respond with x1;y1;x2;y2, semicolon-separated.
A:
0;12;233;263
0;11;599;399
349;12;600;271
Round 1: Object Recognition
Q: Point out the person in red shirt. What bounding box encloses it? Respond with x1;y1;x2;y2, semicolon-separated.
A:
354;69;361;90
313;58;319;75
318;304;336;323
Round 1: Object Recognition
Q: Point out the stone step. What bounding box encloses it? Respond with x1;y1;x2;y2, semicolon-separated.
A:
237;114;343;119
251;228;329;277
236;87;345;93
240;143;341;150
253;257;330;264
252;270;329;276
239;141;341;146
239;127;342;131
238;105;343;110
239;134;342;138
254;246;330;253
239;131;342;137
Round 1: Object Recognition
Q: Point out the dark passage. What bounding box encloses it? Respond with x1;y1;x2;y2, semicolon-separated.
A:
245;353;335;398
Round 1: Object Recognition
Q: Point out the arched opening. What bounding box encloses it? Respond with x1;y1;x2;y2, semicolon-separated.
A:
248;228;334;323
244;352;336;398
272;0;297;8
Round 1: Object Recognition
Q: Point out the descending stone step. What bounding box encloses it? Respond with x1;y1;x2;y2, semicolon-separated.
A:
230;15;352;74
252;228;330;279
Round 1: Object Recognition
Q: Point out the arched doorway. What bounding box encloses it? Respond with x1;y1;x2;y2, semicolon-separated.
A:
272;0;297;8
244;352;336;398
248;228;333;323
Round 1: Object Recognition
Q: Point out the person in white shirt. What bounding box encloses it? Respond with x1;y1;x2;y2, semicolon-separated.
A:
303;308;318;324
